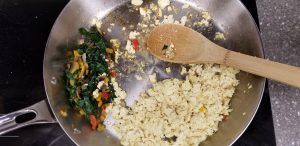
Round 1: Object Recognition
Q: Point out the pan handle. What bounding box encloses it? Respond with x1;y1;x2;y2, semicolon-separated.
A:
0;99;57;135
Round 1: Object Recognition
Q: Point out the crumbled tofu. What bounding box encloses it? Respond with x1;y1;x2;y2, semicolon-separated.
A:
92;89;99;98
180;66;188;75
91;18;102;32
182;4;189;9
110;39;121;50
107;28;112;32
135;75;143;80
139;7;147;16
148;73;157;83
247;83;253;89
125;40;135;54
180;16;187;25
194;11;212;27
201;11;211;20
97;81;105;89
194;19;209;27
111;78;127;100
129;31;140;39
165;67;171;73
60;110;67;117
122;27;126;31
163;43;175;59
167;6;172;11
242;112;247;116
110;23;115;26
163;15;174;24
158;0;170;9
214;32;226;40
110;64;240;146
131;0;143;6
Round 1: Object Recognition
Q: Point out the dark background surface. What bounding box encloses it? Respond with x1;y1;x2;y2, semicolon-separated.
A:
0;0;276;145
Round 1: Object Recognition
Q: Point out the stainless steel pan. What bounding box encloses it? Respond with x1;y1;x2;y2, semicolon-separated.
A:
0;0;265;145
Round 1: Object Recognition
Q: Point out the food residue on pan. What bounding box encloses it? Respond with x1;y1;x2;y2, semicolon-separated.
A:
214;32;226;40
131;0;143;6
162;43;175;59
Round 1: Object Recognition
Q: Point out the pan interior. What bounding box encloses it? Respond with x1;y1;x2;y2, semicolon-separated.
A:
43;0;265;145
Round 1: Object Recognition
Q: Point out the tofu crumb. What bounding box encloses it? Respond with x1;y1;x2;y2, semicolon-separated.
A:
97;81;105;89
148;73;157;83
167;6;172;11
182;4;189;9
180;16;188;25
125;40;135;54
139;7;147;16
163;15;174;24
107;28;112;32
165;67;171;73
202;11;211;20
129;31;140;39
180;66;188;75
194;11;211;27
158;0;170;9
135;75;143;80
214;32;226;40
131;0;143;6
110;39;121;50
122;27;126;31
247;83;253;89
60;110;67;117
242;112;246;116
163;43;175;59
91;18;102;32
92;89;99;98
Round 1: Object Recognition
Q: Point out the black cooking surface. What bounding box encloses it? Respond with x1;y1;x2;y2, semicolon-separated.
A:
0;0;276;145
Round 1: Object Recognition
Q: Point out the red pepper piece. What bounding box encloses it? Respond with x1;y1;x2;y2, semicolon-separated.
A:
101;92;109;100
131;39;139;51
110;70;116;78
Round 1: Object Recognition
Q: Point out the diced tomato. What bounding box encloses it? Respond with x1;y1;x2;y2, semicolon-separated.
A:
89;115;97;130
131;39;139;51
101;92;109;100
110;70;116;78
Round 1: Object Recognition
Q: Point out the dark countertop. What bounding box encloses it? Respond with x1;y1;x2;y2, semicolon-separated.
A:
257;0;300;145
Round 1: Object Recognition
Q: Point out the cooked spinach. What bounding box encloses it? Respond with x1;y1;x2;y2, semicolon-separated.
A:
64;26;116;120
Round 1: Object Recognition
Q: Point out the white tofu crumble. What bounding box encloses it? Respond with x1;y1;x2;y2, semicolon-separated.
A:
148;73;157;83
194;11;212;27
182;3;189;9
214;32;226;40
158;0;170;9
180;16;188;25
129;31;140;39
135;75;143;80
131;0;143;6
92;89;99;99
109;64;240;146
165;67;171;73
125;40;135;54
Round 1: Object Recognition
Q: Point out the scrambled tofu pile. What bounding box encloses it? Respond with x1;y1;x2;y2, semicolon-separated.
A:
107;64;239;146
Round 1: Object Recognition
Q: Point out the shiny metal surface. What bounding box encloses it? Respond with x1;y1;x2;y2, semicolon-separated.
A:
0;100;56;135
0;0;265;145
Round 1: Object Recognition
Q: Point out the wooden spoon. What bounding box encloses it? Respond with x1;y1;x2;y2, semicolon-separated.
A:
147;24;300;88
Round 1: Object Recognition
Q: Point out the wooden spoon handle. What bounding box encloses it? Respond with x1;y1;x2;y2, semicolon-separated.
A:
226;51;300;88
